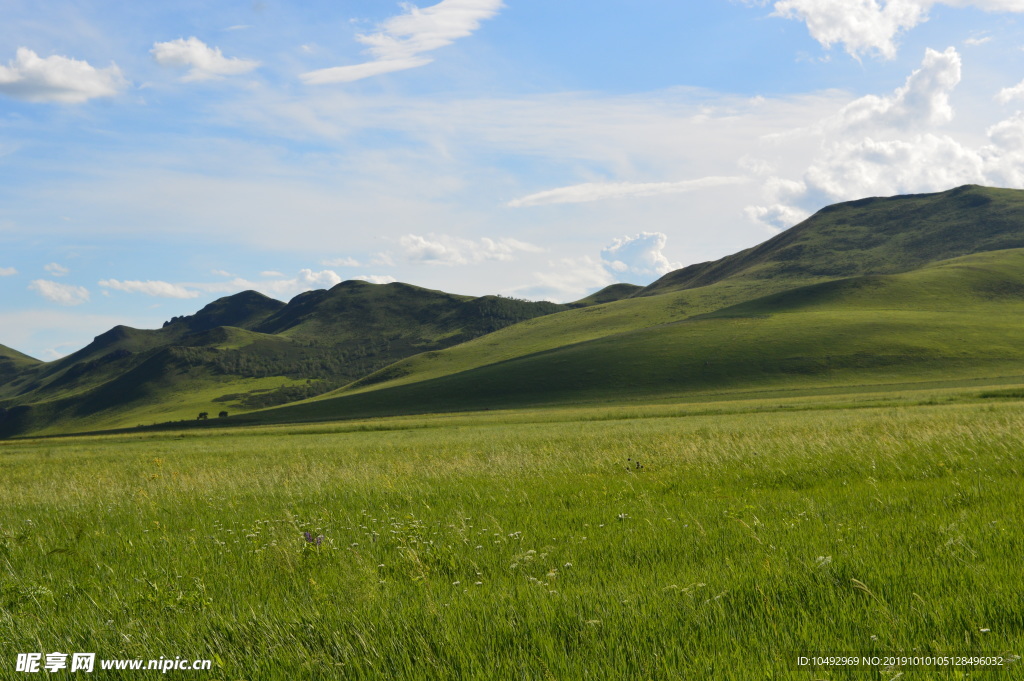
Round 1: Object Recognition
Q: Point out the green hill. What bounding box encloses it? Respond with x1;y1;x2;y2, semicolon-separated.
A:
640;184;1024;296
0;344;40;386
307;185;1024;401
0;284;568;437
162;289;285;333
8;184;1024;437
237;248;1024;425
570;283;644;306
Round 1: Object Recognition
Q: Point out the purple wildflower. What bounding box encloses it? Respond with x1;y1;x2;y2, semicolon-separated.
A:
303;531;324;546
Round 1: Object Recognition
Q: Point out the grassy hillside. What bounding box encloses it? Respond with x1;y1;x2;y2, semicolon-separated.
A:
8;184;1024;438
0;285;569;437
641;184;1024;295
314;185;1024;404
569;282;644;306
253;280;566;349
243;248;1024;425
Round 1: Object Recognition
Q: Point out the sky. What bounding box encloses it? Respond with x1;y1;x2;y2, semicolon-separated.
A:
5;1;1024;359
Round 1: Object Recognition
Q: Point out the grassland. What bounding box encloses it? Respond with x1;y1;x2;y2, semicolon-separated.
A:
2;394;1022;679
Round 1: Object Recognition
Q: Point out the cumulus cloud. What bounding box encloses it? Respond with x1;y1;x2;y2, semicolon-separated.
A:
354;274;398;284
804;134;986;200
399;234;542;265
301;0;503;84
44;262;69;277
518;256;616;302
151;37;260;81
0;47;125;103
0;266;17;276
508;176;749;208
831;46;960;131
517;232;685;301
769;1;1024;59
996;80;1024;104
29;279;90;306
98;279;201;299
601;232;681;278
744;45;1024;231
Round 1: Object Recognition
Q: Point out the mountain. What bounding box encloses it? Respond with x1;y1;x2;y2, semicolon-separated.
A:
283;184;1024;408
0;284;568;437
570;283;644;307
6;184;1024;437
239;247;1024;425
0;344;40;386
640;184;1024;296
163;290;285;333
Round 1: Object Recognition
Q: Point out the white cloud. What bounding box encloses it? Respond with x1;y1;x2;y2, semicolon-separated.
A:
744;45;1024;231
0;266;16;276
98;279;201;299
151;37;260;81
986;111;1024;150
508;176;749;208
301;0;504;84
0;47;125;103
354;274;398;284
28;280;90;306
516;232;685;301
744;202;811;233
218;269;343;298
769;1;1024;59
44;262;69;277
517;256;616;303
803;134;986;200
601;232;682;279
259;270;286;277
399;234;542;265
831;46;960;131
996;80;1024;104
302;57;433;85
964;34;993;46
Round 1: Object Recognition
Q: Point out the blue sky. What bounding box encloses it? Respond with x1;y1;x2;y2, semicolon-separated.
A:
5;0;1024;359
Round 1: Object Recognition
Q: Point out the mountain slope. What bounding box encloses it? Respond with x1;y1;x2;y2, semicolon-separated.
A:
7;184;1024;437
0;344;40;386
641;184;1024;296
163;290;285;333
243;248;1024;425
0;285;568;437
314;184;1024;400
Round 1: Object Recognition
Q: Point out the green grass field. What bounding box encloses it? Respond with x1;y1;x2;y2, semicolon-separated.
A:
2;393;1022;679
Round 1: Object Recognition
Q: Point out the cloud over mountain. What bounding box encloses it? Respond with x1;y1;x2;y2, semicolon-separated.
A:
398;234;542;265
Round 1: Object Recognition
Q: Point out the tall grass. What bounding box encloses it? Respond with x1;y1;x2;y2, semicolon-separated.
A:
1;401;1022;679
